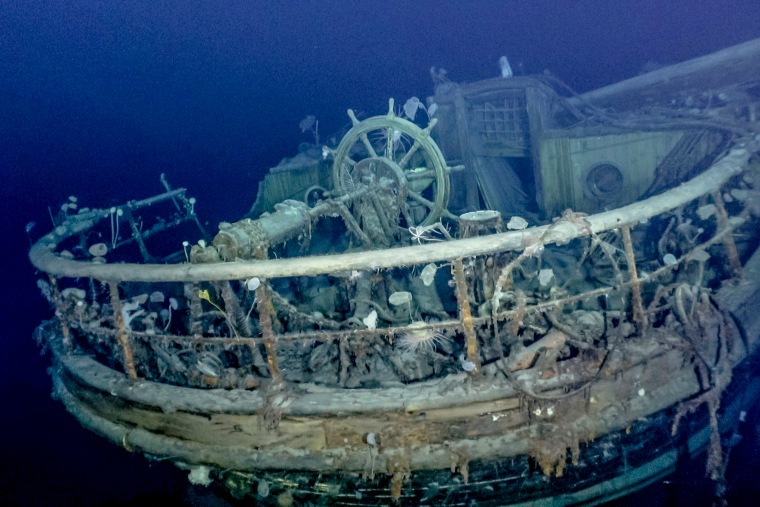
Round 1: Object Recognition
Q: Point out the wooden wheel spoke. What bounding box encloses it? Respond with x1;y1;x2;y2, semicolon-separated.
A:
408;190;436;210
401;205;416;228
358;134;378;158
406;168;435;181
398;140;422;169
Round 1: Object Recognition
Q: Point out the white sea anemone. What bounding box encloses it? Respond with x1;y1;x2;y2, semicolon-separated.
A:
389;291;414;320
663;253;678;266
187;465;212;486
507;216;528;230
245;277;261;291
149;291;165;303
402;96;424;121
499;55;513;78
363;310;378;330
537;268;554;287
396;321;447;353
88;242;108;257
420;263;438;287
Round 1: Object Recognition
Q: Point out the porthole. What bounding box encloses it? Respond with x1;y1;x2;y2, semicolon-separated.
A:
585;163;624;201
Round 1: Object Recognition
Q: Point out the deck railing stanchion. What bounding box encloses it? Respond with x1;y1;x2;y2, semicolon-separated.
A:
621;225;647;332
256;283;282;382
108;282;138;379
454;258;481;374
711;191;743;279
49;275;72;351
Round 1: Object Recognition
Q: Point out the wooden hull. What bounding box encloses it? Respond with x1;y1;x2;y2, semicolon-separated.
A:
46;255;760;504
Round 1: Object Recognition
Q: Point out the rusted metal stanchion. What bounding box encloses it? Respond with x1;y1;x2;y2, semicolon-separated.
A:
184;282;204;336
711;191;743;279
108;282;138;379
49;275;72;351
256;283;282;383
453;258;481;374
621;225;647;332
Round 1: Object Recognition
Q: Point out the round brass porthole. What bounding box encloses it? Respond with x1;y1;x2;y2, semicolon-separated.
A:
585;163;624;202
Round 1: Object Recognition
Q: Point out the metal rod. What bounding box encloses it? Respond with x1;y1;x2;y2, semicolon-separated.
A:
256;284;281;382
711;191;743;279
108;282;138;379
454;258;481;374
621;225;647;332
49;275;72;351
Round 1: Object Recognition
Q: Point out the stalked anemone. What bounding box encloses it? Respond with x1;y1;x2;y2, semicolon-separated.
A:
396;321;448;353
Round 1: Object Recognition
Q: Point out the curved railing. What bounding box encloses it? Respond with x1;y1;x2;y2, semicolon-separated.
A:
30;146;754;393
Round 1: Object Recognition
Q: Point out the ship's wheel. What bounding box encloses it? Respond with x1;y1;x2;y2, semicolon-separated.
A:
331;99;450;228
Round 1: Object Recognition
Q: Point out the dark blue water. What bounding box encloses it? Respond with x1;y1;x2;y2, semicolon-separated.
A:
2;1;759;504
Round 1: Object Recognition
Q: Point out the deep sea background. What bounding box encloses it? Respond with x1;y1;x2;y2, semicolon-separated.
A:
2;1;760;505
